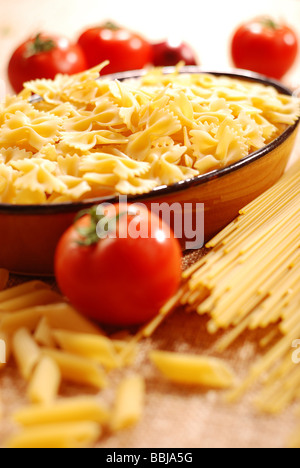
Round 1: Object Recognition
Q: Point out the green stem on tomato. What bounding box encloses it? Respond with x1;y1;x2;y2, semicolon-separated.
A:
75;206;128;247
25;34;56;58
259;17;280;30
103;21;120;31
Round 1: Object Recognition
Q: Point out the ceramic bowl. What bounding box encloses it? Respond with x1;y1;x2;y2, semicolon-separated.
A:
0;67;299;275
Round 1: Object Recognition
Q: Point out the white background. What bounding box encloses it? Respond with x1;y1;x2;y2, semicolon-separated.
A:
0;0;300;93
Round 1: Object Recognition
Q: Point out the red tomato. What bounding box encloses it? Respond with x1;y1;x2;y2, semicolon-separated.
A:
8;33;88;94
55;204;182;327
77;22;152;75
151;40;198;67
231;17;298;80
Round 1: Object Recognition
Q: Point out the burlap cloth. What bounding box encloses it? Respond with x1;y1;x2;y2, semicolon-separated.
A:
1;135;300;449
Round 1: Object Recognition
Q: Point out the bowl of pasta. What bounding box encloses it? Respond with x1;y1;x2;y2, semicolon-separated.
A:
0;64;299;275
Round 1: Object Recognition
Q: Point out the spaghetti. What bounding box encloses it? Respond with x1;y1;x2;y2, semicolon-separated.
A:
173;158;300;415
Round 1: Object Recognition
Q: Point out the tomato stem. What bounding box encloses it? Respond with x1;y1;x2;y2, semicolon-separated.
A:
75;206;127;246
259;17;280;30
103;21;120;31
24;34;56;58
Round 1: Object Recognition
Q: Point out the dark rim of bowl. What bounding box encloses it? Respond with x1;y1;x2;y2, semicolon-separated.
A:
0;66;299;215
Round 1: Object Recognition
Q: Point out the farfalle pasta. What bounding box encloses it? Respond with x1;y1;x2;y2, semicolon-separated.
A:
0;63;298;204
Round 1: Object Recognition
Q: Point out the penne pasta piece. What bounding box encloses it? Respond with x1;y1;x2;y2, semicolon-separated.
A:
0;331;9;368
42;348;108;389
110;375;145;432
0;309;43;334
42;303;104;335
52;330;120;369
13;396;110;426
150;350;235;389
0;303;102;335
0;289;62;312
27;356;61;404
12;328;41;380
33;317;56;348
0;281;50;304
6;421;101;449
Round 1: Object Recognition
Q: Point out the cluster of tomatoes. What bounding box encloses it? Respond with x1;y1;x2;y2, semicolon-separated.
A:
8;22;199;94
8;16;299;95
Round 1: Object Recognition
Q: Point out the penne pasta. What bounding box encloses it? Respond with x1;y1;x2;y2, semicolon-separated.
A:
0;309;43;334
52;330;121;369
13;396;110;426
42;348;108;389
6;421;101;449
27;356;61;404
42;303;104;335
150;350;235;388
110;375;145;432
12;328;40;380
0;281;50;304
33;317;56;348
0;331;9;368
0;289;62;312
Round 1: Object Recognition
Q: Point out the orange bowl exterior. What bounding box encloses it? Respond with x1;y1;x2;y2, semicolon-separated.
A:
0;68;299;276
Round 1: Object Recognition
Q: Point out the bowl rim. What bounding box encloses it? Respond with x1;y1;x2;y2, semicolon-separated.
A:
0;66;299;215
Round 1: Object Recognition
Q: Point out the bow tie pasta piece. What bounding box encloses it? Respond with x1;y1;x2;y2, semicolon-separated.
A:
79;152;152;196
63;100;125;133
0;95;39;126
83;171;119;187
0;165;18;203
126;108;182;161
236;112;265;151
115;177;158;195
148;143;198;185
0;111;62;152
79;153;150;178
52;176;91;202
108;80;153;132
56;154;82;177
62;130;129;152
214;120;248;163
108;79;151;109
25;78;67;105
194;155;221;174
190;117;249;163
59;65;111;105
0;147;33;164
113;158;151;179
24;64;109;105
13;188;48;204
10;159;67;196
167;91;198;129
